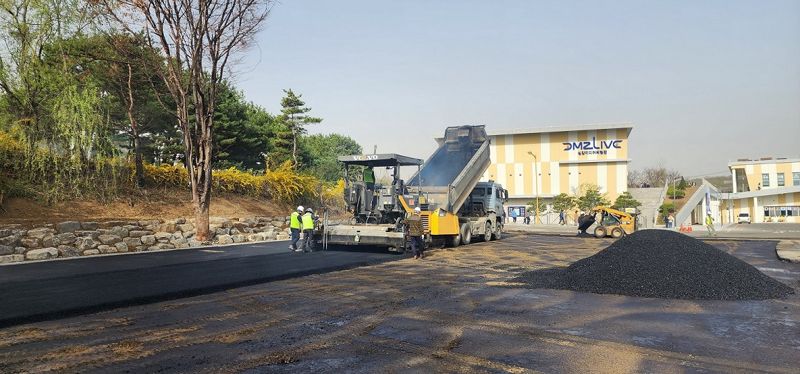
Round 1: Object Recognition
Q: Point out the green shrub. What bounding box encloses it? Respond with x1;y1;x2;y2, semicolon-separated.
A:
666;186;685;199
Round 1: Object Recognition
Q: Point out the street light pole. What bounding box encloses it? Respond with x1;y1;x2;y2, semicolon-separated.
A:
527;151;540;225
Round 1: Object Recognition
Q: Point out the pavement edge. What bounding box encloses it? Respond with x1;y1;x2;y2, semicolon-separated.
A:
776;240;800;263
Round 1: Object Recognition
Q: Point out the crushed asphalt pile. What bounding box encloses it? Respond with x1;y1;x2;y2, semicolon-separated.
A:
513;230;795;300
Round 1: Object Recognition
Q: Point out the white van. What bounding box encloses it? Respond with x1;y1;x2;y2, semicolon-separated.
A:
737;212;751;224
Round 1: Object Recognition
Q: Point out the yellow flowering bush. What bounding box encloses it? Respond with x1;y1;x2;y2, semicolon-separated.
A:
141;161;344;207
1;130;345;208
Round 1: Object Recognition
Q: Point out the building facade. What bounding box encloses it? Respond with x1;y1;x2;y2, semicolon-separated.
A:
720;158;800;223
481;124;633;213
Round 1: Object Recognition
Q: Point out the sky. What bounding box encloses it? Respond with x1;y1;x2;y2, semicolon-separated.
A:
230;0;800;178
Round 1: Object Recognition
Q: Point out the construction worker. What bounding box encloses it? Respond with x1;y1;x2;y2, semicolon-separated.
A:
363;166;376;211
405;207;425;259
289;205;303;251
705;213;716;237
301;207;316;252
363;166;375;191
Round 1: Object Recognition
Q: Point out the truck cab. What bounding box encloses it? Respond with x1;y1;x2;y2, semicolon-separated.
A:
455;181;508;245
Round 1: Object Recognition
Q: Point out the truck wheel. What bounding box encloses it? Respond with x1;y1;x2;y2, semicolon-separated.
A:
594;226;607;238
482;222;492;242
610;227;625;238
448;234;461;247
492;223;502;240
460;223;472;245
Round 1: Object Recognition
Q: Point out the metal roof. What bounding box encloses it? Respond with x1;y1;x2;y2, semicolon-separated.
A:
485;122;634;136
337;153;423;167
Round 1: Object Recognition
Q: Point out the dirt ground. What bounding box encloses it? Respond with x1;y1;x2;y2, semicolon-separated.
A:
0;235;798;373
0;189;285;226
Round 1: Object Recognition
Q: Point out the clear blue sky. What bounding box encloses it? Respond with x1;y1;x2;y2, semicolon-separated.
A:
232;0;800;178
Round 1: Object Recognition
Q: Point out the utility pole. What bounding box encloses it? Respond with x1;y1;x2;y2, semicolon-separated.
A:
527;151;540;224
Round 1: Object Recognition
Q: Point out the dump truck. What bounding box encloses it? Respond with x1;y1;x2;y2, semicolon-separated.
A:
315;125;507;250
577;206;638;238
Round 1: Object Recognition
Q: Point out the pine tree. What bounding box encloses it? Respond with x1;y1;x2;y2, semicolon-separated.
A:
277;89;321;167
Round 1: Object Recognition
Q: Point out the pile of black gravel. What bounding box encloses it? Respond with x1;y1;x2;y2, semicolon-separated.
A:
514;230;794;300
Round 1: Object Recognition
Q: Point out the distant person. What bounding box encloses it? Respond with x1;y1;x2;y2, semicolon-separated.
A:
559;210;566;225
405;207;425;259
511;208;518;223
289;205;303;251
301;208;316;252
667;213;675;229
574;210;579;226
705;213;716;237
525;212;532;225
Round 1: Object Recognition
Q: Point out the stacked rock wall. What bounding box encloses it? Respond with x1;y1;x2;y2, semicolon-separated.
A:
0;216;291;264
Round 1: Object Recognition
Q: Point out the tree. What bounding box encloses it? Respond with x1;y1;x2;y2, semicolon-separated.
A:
640;166;681;187
612;191;642;210
301;133;362;182
213;83;275;170
552;193;576;213
277;89;321;167
98;0;272;241
526;199;547;219
677;176;688;190
56;32;174;186
627;169;643;188
0;0;115;202
576;184;610;211
0;0;101;155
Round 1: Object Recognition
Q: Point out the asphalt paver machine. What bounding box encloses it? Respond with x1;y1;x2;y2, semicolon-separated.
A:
319;153;424;250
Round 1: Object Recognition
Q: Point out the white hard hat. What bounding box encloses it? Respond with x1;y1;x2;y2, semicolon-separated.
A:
297;205;304;212
414;207;421;212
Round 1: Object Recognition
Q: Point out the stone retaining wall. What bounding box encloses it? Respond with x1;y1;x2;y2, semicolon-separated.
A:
0;216;291;264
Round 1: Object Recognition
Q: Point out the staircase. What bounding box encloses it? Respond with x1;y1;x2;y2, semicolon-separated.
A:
628;187;667;229
675;179;720;226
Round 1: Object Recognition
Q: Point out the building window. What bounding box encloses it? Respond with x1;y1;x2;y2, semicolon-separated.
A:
794;172;800;186
762;173;770;187
777;173;785;187
765;206;800;217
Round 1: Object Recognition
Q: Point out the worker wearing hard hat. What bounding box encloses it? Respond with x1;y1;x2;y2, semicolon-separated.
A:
289;206;303;251
301;207;316;252
705;213;716;237
405;207;425;259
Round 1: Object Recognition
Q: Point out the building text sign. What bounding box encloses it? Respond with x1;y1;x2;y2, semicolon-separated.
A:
562;137;622;156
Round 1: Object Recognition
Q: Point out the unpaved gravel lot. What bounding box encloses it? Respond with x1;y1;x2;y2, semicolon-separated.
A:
1;234;798;373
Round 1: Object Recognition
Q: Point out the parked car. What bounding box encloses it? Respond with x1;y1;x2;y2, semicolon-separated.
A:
737;212;751;224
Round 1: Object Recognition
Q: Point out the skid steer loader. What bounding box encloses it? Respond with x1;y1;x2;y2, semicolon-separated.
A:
577;206;637;239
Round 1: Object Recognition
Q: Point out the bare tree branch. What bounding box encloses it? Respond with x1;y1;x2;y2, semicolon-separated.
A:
93;0;272;240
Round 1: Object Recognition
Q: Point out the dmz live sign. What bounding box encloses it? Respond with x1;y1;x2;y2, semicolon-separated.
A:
562;137;622;156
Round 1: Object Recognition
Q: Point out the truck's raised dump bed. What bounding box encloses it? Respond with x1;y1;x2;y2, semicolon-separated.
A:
408;125;490;212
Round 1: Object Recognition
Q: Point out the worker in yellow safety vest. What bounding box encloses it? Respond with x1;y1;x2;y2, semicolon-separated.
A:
301;207;316;252
289;205;304;252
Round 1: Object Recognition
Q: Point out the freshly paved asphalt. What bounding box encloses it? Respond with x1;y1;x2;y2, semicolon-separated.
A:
0;241;405;327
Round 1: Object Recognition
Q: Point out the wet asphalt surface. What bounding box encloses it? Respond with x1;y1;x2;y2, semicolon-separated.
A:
0;234;798;373
0;241;403;328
